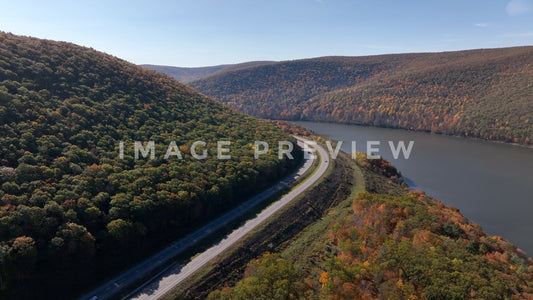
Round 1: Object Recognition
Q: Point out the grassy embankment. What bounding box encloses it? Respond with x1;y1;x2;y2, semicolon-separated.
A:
162;143;361;299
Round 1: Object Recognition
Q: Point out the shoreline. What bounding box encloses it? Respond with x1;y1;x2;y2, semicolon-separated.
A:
284;119;533;149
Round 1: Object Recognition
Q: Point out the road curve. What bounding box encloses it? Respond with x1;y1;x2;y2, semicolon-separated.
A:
79;137;329;300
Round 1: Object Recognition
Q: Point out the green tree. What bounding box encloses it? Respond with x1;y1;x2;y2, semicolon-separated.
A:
106;219;135;245
10;236;37;277
208;253;302;300
51;222;95;266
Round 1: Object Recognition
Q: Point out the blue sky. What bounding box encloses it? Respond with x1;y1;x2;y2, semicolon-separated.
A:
1;0;533;67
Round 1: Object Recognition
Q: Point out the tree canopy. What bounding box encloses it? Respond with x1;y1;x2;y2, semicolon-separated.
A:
0;31;302;298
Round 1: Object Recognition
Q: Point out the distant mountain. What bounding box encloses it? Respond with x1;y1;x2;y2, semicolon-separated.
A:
190;47;533;145
141;61;275;83
0;32;299;299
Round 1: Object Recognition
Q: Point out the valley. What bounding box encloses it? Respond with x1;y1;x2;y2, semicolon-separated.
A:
0;30;532;300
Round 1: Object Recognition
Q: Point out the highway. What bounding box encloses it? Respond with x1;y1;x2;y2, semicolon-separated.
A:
79;136;329;300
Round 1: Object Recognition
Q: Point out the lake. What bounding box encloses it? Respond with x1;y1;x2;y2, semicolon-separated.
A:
295;121;533;255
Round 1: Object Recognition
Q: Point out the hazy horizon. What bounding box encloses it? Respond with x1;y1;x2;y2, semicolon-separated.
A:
142;44;533;68
2;0;533;67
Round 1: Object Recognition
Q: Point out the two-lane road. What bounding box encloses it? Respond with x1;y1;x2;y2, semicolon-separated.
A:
80;137;329;300
128;137;329;299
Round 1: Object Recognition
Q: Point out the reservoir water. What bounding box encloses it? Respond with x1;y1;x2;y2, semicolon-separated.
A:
295;121;533;255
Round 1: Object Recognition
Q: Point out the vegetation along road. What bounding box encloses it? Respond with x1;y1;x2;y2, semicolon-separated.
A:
80;136;330;300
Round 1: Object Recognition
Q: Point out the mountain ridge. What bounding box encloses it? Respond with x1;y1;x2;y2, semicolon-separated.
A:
0;31;300;299
181;46;533;145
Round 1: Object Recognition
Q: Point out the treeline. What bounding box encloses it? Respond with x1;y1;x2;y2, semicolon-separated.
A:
208;156;533;299
190;47;533;145
0;32;301;298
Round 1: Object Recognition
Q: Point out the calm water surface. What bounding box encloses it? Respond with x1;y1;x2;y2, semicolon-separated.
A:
296;121;533;255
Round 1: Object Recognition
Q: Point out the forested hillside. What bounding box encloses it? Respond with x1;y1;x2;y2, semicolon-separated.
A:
208;154;533;299
0;32;301;298
190;47;533;145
